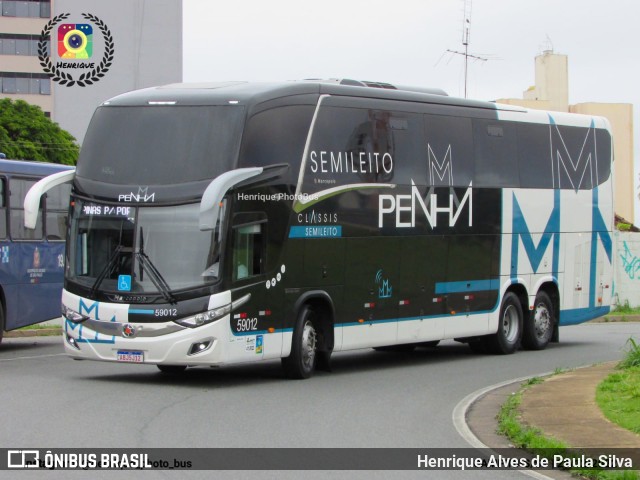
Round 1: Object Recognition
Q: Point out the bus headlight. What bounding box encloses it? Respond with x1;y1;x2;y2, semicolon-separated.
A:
62;304;89;323
174;304;231;328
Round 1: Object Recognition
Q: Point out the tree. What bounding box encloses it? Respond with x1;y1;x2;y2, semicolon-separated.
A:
0;98;79;165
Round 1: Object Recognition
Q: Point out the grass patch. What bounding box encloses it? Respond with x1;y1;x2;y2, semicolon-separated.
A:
618;338;640;369
596;367;640;434
18;323;61;330
596;337;640;436
497;377;639;479
611;301;640;316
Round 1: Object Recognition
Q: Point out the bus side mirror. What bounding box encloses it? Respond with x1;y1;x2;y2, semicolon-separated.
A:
24;169;75;229
199;167;263;230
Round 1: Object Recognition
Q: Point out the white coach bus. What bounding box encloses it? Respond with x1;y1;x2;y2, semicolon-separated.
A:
25;79;614;378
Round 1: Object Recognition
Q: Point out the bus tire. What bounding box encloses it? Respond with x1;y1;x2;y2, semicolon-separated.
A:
487;292;523;354
157;365;187;374
522;291;554;350
282;306;317;379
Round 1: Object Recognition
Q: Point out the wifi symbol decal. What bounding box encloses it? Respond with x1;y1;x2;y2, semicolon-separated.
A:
375;269;393;298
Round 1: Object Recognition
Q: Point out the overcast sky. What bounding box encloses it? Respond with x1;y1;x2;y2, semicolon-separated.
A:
183;0;640;221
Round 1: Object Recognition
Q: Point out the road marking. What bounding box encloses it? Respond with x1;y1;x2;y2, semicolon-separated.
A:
0;353;66;362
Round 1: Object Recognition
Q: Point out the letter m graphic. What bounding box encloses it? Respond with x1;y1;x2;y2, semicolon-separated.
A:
427;144;453;186
550;116;598;192
511;191;560;279
79;299;99;320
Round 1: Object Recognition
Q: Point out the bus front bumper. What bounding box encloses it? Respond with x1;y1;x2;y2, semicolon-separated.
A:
61;290;232;367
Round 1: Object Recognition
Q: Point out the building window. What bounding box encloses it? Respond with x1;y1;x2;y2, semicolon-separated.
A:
1;0;50;18
0;34;50;57
1;77;16;94
0;72;51;95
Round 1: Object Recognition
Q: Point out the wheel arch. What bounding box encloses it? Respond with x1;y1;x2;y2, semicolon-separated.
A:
504;283;529;320
292;290;335;354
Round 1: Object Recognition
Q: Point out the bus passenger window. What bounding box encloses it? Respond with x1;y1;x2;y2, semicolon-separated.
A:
45;182;71;241
10;178;43;240
0;178;6;239
232;223;264;281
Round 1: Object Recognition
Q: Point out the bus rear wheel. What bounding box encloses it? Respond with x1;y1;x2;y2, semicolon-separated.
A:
522;291;554;350
282;306;317;379
487;292;523;354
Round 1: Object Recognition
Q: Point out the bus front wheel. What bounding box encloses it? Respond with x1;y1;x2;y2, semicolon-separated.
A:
487;292;523;354
282;306;317;379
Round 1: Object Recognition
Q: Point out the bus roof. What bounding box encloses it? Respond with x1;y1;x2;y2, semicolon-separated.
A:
101;80;501;112
0;159;74;176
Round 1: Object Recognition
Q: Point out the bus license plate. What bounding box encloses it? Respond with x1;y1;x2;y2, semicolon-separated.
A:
117;350;144;363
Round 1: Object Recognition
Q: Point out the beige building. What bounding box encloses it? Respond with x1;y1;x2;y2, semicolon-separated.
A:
0;0;53;115
496;50;635;223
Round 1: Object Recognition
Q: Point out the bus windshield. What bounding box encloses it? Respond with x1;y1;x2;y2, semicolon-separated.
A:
77;105;245;185
67;199;222;296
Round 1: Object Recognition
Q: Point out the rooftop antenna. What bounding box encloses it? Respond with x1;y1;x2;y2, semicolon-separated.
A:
540;34;554;54
444;0;489;98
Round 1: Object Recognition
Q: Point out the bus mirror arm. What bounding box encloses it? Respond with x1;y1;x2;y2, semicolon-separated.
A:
199;167;263;230
24;169;76;229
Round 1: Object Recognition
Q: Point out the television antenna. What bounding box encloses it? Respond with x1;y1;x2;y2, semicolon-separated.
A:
443;0;489;98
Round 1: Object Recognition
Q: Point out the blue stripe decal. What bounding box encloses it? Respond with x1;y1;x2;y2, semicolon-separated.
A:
435;279;500;294
289;225;342;238
129;309;155;315
510;190;560;281
560;306;610;325
337;309;498;328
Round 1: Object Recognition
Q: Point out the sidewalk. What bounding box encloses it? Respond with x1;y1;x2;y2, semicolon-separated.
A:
467;362;640;478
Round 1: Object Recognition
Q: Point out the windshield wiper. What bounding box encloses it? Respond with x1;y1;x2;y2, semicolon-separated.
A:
90;245;123;297
136;228;176;304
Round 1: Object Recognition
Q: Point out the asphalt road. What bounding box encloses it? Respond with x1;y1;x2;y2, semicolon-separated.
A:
1;321;638;480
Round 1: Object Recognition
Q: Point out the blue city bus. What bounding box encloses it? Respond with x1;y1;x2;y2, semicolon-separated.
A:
0;159;74;343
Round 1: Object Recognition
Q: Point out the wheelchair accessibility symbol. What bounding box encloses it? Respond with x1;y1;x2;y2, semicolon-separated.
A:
118;275;132;291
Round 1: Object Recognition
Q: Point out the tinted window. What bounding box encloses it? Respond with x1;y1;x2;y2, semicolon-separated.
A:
518;123;612;190
44;182;70;241
232;220;265;282
10;178;43;240
424;114;473;187
517;123;550;188
77;106;245;185
0;178;6;238
239;105;314;183
305;106;420;191
473;120;519;187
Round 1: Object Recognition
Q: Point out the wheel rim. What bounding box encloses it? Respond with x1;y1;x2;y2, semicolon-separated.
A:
533;303;551;340
301;320;317;371
502;304;519;343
